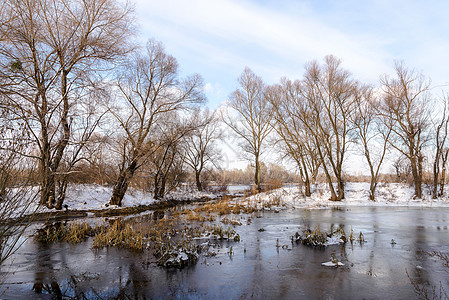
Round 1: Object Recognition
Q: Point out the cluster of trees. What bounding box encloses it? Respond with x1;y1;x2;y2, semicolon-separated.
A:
0;0;448;214
227;56;448;201
0;0;223;209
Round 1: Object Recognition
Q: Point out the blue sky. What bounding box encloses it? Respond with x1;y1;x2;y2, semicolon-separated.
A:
134;0;449;109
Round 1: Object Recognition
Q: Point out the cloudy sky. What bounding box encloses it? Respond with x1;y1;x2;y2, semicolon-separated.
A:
134;0;449;109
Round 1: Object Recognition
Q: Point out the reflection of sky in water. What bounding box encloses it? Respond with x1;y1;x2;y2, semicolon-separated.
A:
2;207;449;299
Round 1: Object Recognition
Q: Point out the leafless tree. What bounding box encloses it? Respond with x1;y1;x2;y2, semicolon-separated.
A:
109;40;204;206
378;61;431;198
439;148;449;197
0;0;133;209
431;97;449;198
183;109;222;191
267;81;320;197
222;67;274;193
392;156;412;182
299;55;357;201
147;113;197;199
353;85;391;200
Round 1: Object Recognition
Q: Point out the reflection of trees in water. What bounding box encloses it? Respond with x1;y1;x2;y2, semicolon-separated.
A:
32;240;62;299
114;261;150;299
31;243;150;299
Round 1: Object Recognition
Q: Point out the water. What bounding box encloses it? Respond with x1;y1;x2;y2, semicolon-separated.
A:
2;206;449;299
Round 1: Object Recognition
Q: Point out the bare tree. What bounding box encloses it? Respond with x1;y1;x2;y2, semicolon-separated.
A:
222;67;274;193
183;109;222;191
109;40;204;206
147;113;196;199
439;148;449;197
392;156;412;182
267;81;320;197
0;0;133;209
378;61;431;199
431;97;449;198
353;85;391;200
299;55;357;201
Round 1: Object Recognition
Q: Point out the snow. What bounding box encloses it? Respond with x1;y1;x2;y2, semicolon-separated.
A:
322;261;345;267
65;184;155;210
244;182;449;209
324;235;346;246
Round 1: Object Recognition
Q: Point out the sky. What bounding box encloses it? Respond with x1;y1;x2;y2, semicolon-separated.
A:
134;0;449;109
132;0;449;172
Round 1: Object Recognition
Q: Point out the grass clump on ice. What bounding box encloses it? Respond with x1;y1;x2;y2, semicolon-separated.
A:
35;221;100;243
92;218;146;251
292;224;348;247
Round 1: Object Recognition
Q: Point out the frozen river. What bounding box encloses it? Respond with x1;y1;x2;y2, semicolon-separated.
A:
2;206;449;299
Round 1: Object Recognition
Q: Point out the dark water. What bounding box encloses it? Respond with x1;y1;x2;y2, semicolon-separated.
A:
2;207;449;299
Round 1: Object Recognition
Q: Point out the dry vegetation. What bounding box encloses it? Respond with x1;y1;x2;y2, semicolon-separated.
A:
34;197;266;267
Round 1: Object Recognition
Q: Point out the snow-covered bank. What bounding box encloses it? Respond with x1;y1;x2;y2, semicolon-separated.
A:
246;182;449;209
3;184;221;218
6;182;449;219
58;184;220;211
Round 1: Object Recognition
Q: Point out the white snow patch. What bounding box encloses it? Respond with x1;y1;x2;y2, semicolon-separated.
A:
322;261;345;267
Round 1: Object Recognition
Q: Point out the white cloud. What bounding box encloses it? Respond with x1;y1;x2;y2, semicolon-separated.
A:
134;0;449;105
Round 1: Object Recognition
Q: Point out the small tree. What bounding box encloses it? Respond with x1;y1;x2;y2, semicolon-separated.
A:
353;85;391;200
222;67;274;193
431;99;449;198
183;109;222;191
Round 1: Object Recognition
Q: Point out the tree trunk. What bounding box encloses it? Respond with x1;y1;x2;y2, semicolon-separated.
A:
440;168;446;197
153;174;160;200
369;180;377;201
304;177;311;197
301;157;312;197
337;177;345;200
254;155;261;193
154;172;164;200
160;176;167;199
40;159;56;209
432;156;439;199
110;160;137;206
328;182;337;201
55;178;68;210
316;144;338;201
323;166;337;201
410;156;422;199
49;70;71;208
195;171;202;192
39;125;55;208
439;150;449;197
154;173;167;200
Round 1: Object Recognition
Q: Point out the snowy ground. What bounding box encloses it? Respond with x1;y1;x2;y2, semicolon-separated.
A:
246;182;449;209
59;184;220;210
4;184;220;217
6;182;449;218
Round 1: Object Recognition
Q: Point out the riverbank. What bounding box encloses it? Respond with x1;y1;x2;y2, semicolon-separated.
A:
7;182;449;224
